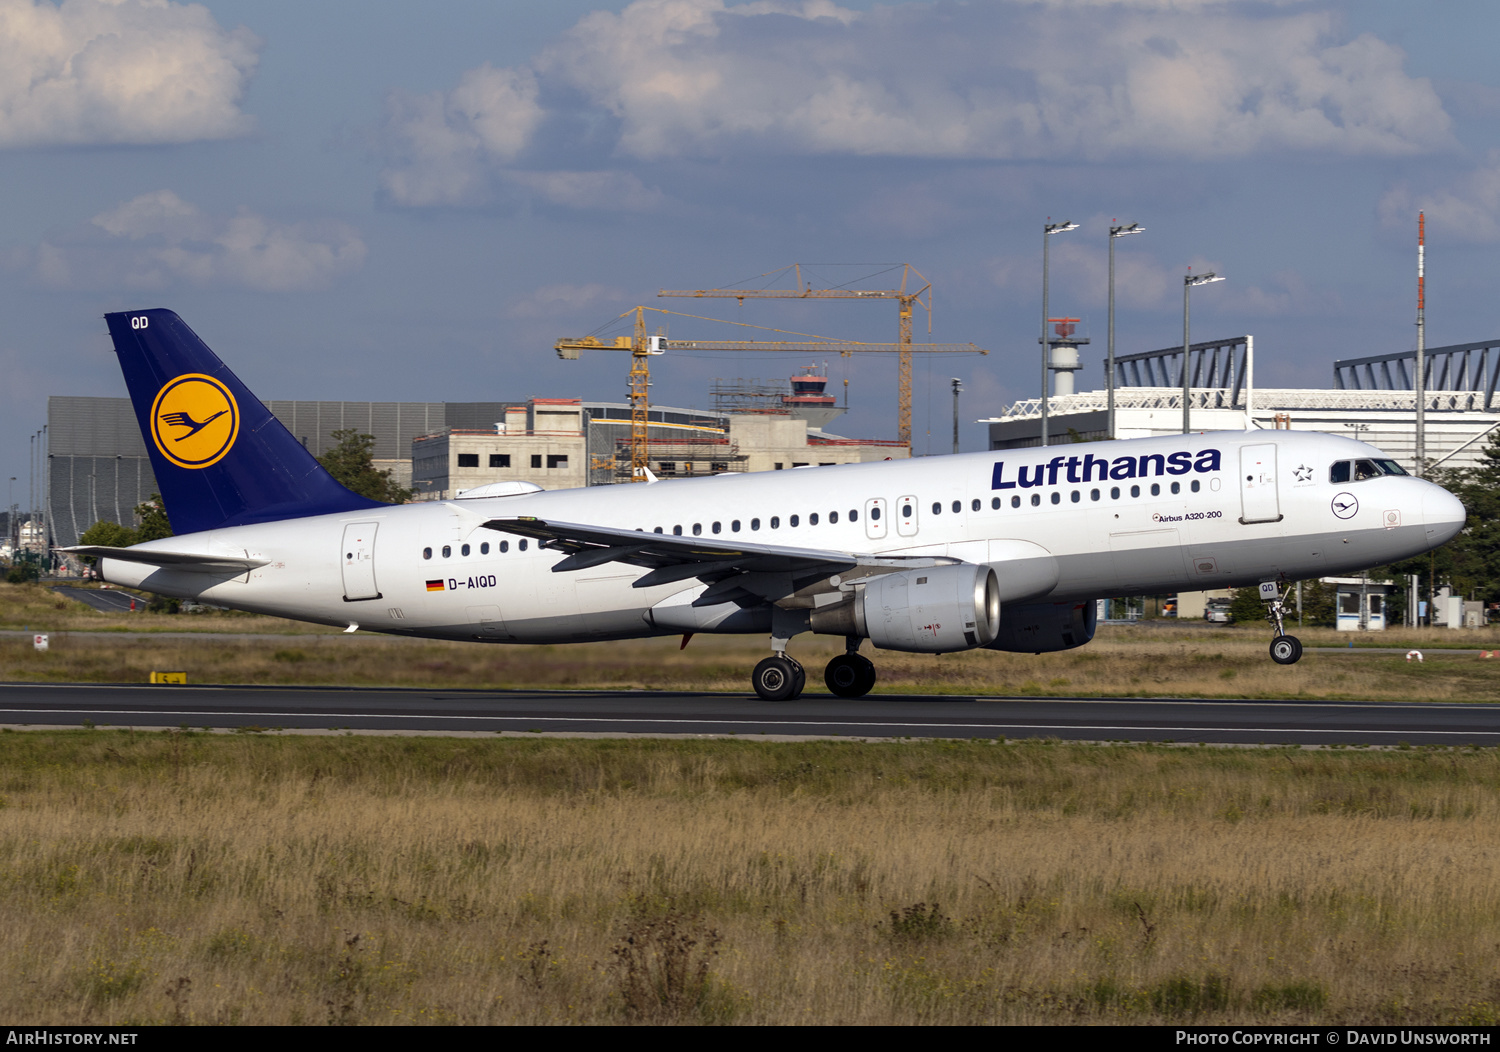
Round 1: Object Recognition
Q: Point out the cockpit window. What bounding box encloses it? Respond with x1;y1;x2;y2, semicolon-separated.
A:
1331;458;1408;483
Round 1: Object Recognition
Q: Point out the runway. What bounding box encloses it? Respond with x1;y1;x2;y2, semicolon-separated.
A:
2;682;1499;745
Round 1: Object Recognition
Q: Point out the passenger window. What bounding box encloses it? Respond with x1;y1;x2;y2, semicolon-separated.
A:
732;520;742;532
770;516;780;529
1070;491;1080;503
461;543;471;556
869;507;880;521
673;525;682;535
932;502;941;515
500;540;509;553
809;513;819;525
654;527;663;534
692;523;702;536
442;545;451;558
481;542;490;554
830;511;839;524
519;540;528;551
1030;494;1040;506
1090;489;1100;501
849;510;858;522
1170;481;1180;495
1051;492;1061;505
952;500;961;513
991;497;1000;510
1330;461;1351;484
1191;480;1200;492
751;518;761;530
1130;485;1140;498
1150;483;1160;496
712;521;721;534
423;547;432;560
1111;486;1120;499
971;499;980;512
790;514;799;527
1011;495;1020;508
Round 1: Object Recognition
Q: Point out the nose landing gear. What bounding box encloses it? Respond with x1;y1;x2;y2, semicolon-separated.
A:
1261;582;1303;665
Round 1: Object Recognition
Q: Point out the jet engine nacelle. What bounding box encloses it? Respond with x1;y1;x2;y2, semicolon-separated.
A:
812;563;1000;653
986;599;1097;654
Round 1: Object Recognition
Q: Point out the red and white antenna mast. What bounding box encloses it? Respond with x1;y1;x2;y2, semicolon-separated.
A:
1415;212;1425;473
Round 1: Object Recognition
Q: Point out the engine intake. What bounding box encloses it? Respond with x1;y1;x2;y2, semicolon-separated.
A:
811;564;1000;653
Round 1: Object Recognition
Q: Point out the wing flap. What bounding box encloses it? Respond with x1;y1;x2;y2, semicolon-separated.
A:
482;517;961;602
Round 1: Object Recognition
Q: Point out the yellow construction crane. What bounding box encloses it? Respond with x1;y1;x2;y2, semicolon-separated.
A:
556;306;661;481
660;264;939;446
556;304;986;480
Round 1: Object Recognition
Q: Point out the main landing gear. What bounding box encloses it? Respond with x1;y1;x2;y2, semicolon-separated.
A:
752;654;806;701
1261;582;1303;665
751;637;877;701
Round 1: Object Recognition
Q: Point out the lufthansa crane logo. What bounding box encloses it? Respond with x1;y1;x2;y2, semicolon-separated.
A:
149;373;239;469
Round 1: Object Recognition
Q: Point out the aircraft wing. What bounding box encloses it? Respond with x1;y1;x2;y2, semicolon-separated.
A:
482;517;954;596
59;546;269;574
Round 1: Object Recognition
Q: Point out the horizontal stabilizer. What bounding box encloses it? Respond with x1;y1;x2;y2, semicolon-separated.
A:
60;546;268;574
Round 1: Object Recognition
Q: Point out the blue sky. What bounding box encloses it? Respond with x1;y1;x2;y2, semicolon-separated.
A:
4;0;1500;510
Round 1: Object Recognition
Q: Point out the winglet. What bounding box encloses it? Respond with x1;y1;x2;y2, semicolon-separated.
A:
105;309;384;535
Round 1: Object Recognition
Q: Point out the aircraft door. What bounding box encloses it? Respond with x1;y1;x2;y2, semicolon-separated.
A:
1238;444;1283;524
864;498;888;540
340;522;382;601
896;495;918;537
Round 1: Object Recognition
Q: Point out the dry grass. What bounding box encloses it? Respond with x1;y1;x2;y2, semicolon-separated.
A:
2;732;1498;1025
5;625;1500;702
6;582;1500;700
0;581;341;635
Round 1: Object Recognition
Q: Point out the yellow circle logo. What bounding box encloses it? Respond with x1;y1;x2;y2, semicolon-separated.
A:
150;373;240;469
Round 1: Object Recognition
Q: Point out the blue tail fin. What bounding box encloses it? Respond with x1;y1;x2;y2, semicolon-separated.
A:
106;309;385;535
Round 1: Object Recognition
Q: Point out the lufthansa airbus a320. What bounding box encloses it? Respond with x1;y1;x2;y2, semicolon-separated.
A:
65;310;1465;700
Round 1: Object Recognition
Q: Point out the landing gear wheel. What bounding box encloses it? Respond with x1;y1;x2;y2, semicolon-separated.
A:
790;660;806;699
1270;635;1303;665
753;655;802;701
825;654;877;698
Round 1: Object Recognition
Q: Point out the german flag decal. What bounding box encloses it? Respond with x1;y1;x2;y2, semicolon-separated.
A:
426;579;445;592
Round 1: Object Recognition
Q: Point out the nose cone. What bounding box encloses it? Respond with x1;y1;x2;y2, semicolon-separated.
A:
1423;483;1467;546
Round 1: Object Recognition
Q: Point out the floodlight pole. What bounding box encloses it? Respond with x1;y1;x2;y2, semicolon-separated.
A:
950;377;963;454
1182;271;1224;434
1041;220;1077;447
1108;222;1143;440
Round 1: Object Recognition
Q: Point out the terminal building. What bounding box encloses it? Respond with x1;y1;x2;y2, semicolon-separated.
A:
984;334;1500;476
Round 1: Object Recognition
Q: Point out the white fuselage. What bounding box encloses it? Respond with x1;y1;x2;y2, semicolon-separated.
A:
100;430;1464;645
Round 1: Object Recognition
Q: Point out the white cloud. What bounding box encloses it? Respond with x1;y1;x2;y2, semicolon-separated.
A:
379;64;544;207
534;0;1451;162
1380;151;1500;243
18;190;365;292
0;0;259;147
378;1;1452;210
